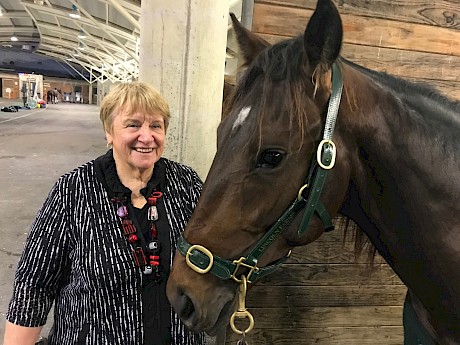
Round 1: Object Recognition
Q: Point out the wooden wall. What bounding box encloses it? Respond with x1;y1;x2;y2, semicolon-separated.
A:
225;1;459;344
249;0;460;101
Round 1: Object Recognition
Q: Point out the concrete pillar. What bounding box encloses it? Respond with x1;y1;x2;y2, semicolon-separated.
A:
96;80;116;106
89;84;93;105
139;0;228;179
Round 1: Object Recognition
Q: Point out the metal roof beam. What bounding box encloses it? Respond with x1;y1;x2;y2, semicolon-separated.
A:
21;1;137;44
104;0;140;31
39;36;137;77
36;21;133;57
67;0;138;62
0;26;38;33
43;50;118;83
58;59;91;83
40;42;109;68
72;24;138;78
43;45;133;82
0;11;31;19
96;0;141;16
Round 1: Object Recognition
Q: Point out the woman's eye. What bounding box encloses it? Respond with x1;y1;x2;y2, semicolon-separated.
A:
257;150;285;168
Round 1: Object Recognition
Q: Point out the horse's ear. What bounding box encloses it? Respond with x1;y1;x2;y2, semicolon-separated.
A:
304;0;343;70
230;12;270;66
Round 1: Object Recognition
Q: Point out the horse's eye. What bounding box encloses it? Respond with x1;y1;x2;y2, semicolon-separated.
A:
258;150;285;168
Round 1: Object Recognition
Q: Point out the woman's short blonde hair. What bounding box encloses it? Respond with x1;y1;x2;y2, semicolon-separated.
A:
100;82;170;134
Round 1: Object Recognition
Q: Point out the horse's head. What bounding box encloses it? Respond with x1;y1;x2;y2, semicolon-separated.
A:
167;0;352;335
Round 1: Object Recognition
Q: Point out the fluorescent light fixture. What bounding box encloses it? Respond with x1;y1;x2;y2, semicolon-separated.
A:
77;41;85;50
77;30;86;39
11;36;18;42
69;5;81;19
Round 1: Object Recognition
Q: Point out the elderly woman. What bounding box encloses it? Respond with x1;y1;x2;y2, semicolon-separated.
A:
4;83;206;345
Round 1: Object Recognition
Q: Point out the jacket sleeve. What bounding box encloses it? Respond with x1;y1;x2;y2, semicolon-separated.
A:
6;180;71;327
188;169;203;212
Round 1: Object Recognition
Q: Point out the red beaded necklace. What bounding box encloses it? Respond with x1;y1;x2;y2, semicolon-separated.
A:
111;190;163;276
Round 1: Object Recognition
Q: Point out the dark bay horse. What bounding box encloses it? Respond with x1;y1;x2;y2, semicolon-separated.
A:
167;0;460;343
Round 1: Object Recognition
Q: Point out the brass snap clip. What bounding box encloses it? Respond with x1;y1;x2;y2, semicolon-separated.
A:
230;275;255;335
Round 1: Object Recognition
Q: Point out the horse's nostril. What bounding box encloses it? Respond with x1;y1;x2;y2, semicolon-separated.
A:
181;294;195;320
177;288;196;322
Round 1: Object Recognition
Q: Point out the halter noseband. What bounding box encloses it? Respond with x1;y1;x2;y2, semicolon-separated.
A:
177;62;343;284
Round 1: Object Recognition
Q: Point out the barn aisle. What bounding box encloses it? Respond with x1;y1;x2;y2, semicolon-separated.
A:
0;101;106;340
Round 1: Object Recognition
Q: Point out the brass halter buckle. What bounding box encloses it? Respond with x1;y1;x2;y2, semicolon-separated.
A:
185;244;214;274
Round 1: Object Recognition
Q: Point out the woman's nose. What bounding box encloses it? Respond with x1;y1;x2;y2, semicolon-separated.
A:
138;125;154;142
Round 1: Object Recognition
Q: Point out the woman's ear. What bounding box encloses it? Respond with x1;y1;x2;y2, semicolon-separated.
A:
105;131;113;146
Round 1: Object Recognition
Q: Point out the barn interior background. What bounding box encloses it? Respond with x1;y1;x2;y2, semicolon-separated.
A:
225;0;459;344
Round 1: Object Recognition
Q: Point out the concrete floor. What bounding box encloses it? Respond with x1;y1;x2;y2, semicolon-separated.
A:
0;98;107;340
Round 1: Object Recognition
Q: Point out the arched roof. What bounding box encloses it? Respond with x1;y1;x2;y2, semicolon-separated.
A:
0;0;243;82
0;0;141;81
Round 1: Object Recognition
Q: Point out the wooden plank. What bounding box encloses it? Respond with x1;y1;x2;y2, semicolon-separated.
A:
289;240;387;265
226;326;403;344
407;77;460;100
247;285;407;307
253;3;460;56
340;43;460;83
257;34;460;82
257;263;403;286
227;306;403;328
255;0;460;29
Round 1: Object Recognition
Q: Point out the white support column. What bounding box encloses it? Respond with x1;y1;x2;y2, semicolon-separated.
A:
88;83;93;104
139;0;228;180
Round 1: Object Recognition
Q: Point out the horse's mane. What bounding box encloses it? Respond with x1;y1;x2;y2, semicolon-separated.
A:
343;59;460;128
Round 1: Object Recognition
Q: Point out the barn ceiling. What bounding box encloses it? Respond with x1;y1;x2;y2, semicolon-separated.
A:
0;0;242;82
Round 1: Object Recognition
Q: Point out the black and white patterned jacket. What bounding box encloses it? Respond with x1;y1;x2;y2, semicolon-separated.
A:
7;153;205;345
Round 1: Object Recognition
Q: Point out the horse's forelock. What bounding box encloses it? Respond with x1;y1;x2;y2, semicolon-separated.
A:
226;36;334;153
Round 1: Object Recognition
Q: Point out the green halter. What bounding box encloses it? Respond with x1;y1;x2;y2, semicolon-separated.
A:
177;62;343;283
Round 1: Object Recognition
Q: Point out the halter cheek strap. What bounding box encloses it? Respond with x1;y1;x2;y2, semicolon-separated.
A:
178;62;343;283
299;62;343;235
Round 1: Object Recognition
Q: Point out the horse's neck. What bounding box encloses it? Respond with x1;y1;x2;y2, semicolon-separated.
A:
338;64;460;339
340;64;459;230
340;67;460;274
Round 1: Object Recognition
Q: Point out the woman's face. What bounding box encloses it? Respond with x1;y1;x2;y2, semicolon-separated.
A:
106;109;166;174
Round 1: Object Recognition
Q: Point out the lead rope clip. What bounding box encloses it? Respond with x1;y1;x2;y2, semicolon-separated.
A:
230;275;254;336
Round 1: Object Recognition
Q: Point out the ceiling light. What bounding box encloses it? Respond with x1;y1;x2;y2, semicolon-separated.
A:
69;5;81;19
34;0;44;4
11;36;18;42
0;9;3;17
77;41;85;50
77;30;86;39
